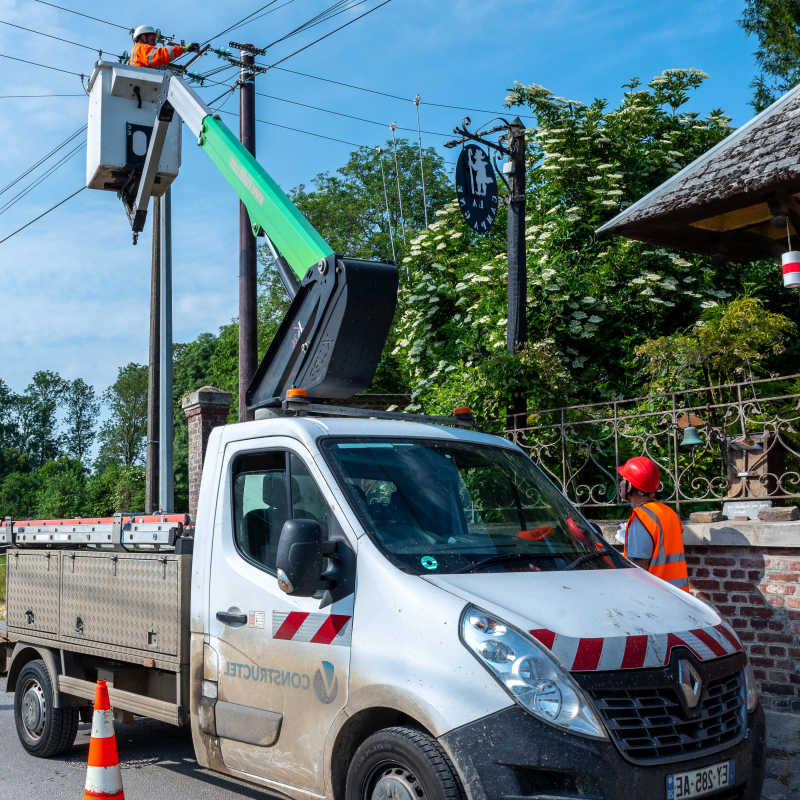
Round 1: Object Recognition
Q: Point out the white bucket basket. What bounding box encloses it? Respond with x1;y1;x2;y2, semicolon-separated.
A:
782;250;800;289
86;61;181;196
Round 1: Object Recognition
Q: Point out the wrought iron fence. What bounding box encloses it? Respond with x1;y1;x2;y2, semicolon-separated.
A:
500;375;800;517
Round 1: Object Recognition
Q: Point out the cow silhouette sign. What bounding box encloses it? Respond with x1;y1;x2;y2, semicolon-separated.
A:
455;143;498;233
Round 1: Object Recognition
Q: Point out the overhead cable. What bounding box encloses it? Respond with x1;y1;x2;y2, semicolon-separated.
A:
0;125;86;198
215;109;366;147
261;0;371;50
272;66;536;118
0;94;85;98
0;19;117;55
0;51;86;77
255;0;393;72
0;140;86;216
0;187;85;247
199;1;285;46
255;91;449;136
31;1;130;32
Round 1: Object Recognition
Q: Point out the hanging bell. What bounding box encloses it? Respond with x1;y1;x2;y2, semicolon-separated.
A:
782;251;800;289
681;425;703;447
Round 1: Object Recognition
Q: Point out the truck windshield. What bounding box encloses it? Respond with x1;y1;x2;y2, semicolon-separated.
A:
321;437;625;576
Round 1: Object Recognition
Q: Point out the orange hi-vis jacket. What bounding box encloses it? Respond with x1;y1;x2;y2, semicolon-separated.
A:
129;42;184;69
624;501;690;591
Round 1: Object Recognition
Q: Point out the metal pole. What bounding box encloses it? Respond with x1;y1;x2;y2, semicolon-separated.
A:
376;147;397;264
239;46;258;423
159;187;174;513
389;123;407;242
145;200;160;514
413;95;429;229
506;117;527;425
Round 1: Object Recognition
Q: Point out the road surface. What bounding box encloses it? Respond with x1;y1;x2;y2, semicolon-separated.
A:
0;676;278;799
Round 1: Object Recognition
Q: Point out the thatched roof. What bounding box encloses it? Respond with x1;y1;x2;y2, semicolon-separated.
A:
598;83;800;262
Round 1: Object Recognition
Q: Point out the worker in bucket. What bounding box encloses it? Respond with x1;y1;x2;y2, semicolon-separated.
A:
129;25;198;69
616;456;690;591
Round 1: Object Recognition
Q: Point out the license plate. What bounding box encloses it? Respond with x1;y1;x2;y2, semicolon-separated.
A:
667;760;734;799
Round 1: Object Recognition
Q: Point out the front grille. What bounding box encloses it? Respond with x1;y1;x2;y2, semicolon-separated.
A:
587;669;745;764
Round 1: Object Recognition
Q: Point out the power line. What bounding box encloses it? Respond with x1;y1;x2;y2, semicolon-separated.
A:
199;1;288;46
0;125;86;198
0;187;85;247
0;94;85;98
272;66;536;118
215;109;366;147
0;140;85;216
0;19;117;55
261;0;370;50
256;0;393;72
255;91;449;136
31;1;130;32
0;51;86;77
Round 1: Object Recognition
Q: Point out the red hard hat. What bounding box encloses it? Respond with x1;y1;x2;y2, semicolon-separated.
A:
617;457;661;494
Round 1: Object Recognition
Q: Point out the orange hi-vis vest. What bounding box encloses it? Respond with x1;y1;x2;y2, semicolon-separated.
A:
625;501;690;591
129;42;184;69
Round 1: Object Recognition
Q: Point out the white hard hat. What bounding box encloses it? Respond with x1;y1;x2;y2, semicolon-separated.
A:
132;25;156;42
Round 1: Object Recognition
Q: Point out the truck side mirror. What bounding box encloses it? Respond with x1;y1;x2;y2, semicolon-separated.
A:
275;519;336;597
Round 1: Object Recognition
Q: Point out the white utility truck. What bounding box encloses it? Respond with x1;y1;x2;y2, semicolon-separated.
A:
1;53;766;800
2;415;765;800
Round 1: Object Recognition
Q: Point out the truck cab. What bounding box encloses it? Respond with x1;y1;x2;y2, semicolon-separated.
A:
186;415;765;800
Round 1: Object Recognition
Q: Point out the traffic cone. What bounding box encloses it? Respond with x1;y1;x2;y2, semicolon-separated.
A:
83;680;125;799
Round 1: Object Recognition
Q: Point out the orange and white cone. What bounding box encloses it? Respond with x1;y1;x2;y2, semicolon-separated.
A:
83;680;125;799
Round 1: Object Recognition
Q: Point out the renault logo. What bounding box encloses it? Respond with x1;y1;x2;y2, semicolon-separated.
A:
678;660;703;708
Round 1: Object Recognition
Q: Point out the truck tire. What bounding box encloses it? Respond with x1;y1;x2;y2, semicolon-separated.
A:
346;727;464;800
14;659;79;757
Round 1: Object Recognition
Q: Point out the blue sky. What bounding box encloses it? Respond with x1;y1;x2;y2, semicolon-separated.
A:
0;0;758;398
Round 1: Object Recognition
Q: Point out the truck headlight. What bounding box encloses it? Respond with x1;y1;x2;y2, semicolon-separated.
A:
744;657;758;712
461;606;607;739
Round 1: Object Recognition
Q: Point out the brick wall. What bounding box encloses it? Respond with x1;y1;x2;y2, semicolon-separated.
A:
686;545;800;714
181;387;233;521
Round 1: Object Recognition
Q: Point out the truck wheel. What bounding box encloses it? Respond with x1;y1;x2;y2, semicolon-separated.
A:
347;727;464;800
14;659;79;757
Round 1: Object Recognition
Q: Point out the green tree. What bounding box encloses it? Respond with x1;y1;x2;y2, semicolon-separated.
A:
25;370;66;467
96;364;148;468
636;297;796;391
62;378;100;466
0;471;39;520
739;0;800;111
290;138;453;262
35;457;87;519
393;70;738;418
85;465;145;516
172;333;220;511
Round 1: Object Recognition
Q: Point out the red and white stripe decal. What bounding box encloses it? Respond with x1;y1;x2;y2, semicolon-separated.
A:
272;611;352;646
529;618;741;672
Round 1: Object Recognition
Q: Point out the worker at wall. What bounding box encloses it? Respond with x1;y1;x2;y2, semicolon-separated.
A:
617;456;690;592
129;25;197;69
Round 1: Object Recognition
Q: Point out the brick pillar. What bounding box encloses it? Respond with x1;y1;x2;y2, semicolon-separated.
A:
181;386;233;521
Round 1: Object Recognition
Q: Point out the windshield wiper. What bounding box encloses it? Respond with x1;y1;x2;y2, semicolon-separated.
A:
454;552;572;574
564;551;609;571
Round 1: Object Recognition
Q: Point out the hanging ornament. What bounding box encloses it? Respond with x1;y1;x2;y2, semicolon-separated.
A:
782;251;800;289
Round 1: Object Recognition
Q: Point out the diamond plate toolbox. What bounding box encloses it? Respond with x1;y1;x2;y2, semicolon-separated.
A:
6;551;61;636
6;550;191;666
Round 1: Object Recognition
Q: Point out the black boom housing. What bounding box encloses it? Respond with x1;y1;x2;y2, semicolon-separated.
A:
246;254;398;409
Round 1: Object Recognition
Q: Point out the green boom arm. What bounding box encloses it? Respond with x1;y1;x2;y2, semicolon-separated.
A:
199;116;333;279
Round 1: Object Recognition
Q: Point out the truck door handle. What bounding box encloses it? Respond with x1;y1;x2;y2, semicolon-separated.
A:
216;611;247;625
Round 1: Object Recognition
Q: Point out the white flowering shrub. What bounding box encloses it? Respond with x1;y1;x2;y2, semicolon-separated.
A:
391;70;766;418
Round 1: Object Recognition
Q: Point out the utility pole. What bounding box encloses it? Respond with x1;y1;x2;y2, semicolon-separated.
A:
506;116;527;424
145;201;160;514
238;46;257;423
444;116;527;428
159;187;174;513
